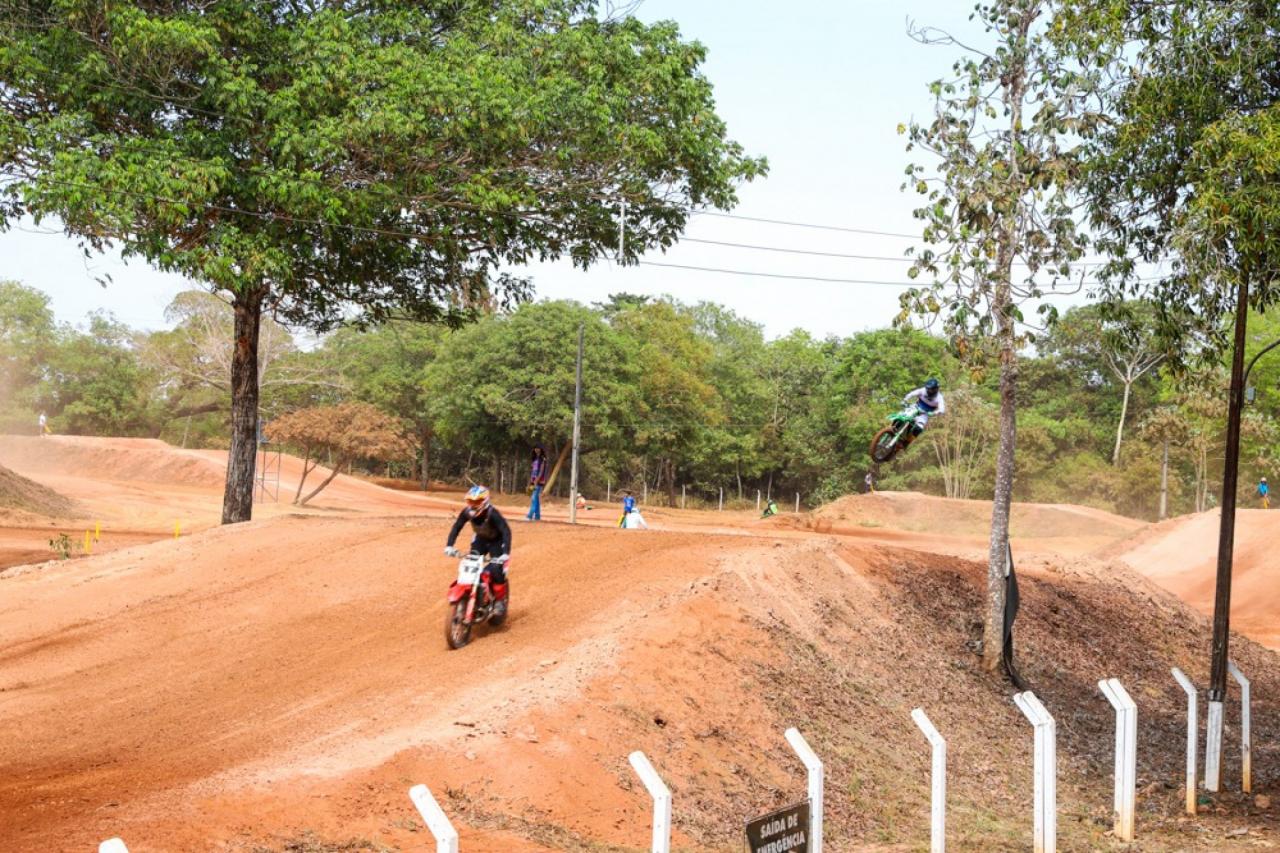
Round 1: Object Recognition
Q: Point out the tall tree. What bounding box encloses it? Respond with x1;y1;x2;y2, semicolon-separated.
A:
1039;303;1165;464
266;402;413;506
0;0;764;524
902;0;1091;671
320;323;445;489
0;281;56;430
1065;0;1280;774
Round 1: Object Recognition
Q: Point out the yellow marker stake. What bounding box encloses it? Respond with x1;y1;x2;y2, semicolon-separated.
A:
174;521;181;539
84;530;92;555
94;521;101;542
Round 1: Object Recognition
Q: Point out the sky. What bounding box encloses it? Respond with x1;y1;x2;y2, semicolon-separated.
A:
1;0;1017;340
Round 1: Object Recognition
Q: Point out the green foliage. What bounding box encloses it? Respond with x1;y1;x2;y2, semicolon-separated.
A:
1069;0;1280;360
47;533;76;560
0;281;56;431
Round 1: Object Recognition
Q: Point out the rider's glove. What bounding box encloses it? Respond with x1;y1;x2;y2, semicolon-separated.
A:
444;546;460;558
494;553;510;564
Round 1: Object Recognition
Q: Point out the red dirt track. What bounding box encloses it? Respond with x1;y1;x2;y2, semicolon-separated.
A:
4;436;1280;851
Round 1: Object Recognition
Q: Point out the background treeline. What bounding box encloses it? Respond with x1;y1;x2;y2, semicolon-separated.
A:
3;279;1275;519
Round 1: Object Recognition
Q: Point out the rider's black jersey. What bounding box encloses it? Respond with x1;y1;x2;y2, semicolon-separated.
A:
446;505;512;553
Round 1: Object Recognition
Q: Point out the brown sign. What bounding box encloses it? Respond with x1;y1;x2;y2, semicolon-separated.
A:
744;800;810;853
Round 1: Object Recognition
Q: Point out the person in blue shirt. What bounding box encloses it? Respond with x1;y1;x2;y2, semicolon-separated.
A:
526;445;549;521
1259;477;1270;509
619;490;637;527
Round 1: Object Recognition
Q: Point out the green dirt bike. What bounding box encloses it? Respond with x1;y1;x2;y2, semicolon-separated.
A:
869;409;919;463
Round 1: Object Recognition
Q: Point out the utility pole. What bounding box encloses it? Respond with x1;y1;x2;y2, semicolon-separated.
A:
1206;276;1250;790
568;323;585;525
1159;439;1169;522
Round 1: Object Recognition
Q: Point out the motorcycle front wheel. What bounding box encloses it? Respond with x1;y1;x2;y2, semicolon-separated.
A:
445;599;473;649
870;426;902;463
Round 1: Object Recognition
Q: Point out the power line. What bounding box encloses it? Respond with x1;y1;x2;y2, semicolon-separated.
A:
681;237;916;261
689;210;919;239
637;261;918;286
679;235;1112;269
638;259;1163;288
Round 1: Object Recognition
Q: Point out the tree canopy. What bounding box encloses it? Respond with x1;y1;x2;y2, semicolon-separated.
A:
0;0;764;522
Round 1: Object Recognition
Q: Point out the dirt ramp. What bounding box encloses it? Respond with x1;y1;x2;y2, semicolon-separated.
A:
0;435;225;487
0;463;80;519
800;490;1142;540
1117;508;1280;648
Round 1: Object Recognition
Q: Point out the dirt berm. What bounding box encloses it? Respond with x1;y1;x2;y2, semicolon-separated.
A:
2;511;1276;851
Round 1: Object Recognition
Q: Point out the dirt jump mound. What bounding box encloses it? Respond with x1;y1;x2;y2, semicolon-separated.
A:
0;435;225;488
0;463;79;519
801;490;1142;541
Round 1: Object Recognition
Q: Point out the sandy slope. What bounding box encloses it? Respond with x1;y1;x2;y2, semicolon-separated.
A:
1112;508;1280;648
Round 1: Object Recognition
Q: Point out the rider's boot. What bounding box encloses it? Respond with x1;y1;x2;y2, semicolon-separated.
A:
492;582;509;618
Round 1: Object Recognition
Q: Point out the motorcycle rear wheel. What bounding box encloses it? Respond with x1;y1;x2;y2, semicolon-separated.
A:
870;426;902;463
445;599;473;650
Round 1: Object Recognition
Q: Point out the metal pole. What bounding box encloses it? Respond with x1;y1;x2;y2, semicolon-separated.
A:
409;785;460;853
681;484;686;509
1207;277;1249;786
756;489;761;511
718;487;723;511
1159;439;1169;521
1228;661;1252;793
628;751;672;853
1099;679;1137;842
607;479;611;503
1171;668;1198;815
911;709;946;853
569;323;584;525
795;492;800;513
785;728;823;853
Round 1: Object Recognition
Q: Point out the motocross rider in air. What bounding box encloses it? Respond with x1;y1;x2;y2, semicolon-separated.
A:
445;485;512;618
901;378;946;445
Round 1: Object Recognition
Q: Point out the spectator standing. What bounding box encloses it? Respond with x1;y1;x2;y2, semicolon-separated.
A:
527;445;549;521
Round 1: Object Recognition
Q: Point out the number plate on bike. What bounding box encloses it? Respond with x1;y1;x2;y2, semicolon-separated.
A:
456;558;484;585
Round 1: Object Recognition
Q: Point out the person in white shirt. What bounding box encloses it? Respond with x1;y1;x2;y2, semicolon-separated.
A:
902;378;945;442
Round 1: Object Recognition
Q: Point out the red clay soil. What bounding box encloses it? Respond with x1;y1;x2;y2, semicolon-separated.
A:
5;437;1280;851
1113;508;1280;649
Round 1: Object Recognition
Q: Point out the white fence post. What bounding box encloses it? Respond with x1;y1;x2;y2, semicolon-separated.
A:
784;727;823;853
1171;667;1198;815
409;784;460;853
1228;660;1252;793
795;492;800;513
99;841;129;853
628;751;672;853
911;709;946;853
1013;691;1056;853
1098;678;1137;842
757;489;761;511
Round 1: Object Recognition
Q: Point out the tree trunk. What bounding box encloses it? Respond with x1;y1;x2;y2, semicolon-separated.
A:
985;298;1018;672
1112;378;1132;465
293;448;316;504
666;459;677;507
298;454;347;506
982;12;1029;673
1159;439;1169;521
419;426;432;491
543;443;571;497
221;286;265;524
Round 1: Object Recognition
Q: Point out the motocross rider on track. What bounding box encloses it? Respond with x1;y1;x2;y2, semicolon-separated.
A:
444;485;512;618
901;378;945;445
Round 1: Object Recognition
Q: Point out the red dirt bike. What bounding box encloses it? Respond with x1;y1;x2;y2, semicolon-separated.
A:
869;408;920;463
444;552;509;650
